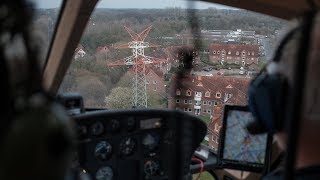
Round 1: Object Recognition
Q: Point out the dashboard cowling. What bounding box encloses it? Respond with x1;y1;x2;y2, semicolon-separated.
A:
72;109;207;180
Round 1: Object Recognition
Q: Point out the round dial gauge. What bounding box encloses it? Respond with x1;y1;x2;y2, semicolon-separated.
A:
91;122;104;136
96;166;113;180
119;137;136;156
94;141;112;160
144;160;159;177
142;134;159;151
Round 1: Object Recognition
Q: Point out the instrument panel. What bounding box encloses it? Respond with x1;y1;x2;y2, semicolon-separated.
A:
73;109;207;180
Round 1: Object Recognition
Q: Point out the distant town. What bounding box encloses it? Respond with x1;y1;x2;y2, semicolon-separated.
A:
33;8;285;151
72;27;277;151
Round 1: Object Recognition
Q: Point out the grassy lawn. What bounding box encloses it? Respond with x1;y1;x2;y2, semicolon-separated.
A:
200;115;212;126
193;171;215;180
199;115;211;146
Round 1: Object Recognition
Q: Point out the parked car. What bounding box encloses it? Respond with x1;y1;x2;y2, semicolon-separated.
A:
203;66;213;72
217;72;223;75
249;68;256;71
203;68;210;72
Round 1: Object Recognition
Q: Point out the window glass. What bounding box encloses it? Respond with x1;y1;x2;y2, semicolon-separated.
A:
176;89;181;95
29;0;63;66
59;0;287;152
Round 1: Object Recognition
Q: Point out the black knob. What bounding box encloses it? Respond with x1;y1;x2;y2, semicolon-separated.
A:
127;117;136;131
110;119;120;133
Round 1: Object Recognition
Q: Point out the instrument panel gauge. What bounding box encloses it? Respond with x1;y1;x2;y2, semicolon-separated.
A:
142;133;159;151
144;160;159;177
91;122;104;136
96;166;113;180
94;141;112;160
119;137;136;156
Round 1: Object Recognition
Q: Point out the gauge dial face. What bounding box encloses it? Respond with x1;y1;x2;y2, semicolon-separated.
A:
94;141;112;160
91;122;104;136
96;166;113;180
119;137;136;156
142;133;159;151
144;160;159;177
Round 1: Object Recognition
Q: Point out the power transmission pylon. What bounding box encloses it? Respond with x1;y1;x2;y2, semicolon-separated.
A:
107;25;167;108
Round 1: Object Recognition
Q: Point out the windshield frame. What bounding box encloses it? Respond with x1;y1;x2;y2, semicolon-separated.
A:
41;0;66;74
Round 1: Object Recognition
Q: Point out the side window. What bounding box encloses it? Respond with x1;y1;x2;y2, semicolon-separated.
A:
186;90;192;96
176;89;181;95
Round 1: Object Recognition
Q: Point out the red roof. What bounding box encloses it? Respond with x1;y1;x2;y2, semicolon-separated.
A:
169;75;251;144
145;65;164;78
126;65;164;79
96;46;111;53
164;45;197;61
208;117;223;136
169;75;250;105
74;44;84;53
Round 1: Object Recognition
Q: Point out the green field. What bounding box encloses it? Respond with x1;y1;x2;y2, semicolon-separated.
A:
200;115;212;125
193;171;215;180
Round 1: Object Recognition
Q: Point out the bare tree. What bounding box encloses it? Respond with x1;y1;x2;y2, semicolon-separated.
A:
105;87;133;109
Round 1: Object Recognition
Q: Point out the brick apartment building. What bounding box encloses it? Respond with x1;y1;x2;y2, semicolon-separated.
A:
145;65;166;97
209;43;260;67
168;75;250;152
125;65;166;97
164;45;200;66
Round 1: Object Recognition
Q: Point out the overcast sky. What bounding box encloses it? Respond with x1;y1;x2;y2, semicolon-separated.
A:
31;0;235;9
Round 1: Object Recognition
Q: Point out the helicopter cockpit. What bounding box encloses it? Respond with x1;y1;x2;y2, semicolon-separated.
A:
0;0;319;180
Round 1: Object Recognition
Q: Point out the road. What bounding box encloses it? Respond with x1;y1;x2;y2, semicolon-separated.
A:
192;69;254;78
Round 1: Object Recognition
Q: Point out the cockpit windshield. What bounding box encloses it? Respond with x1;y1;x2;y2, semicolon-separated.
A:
59;0;287;152
29;0;63;66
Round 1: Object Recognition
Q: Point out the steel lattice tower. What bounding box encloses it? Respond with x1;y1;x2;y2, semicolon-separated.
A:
107;25;167;108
